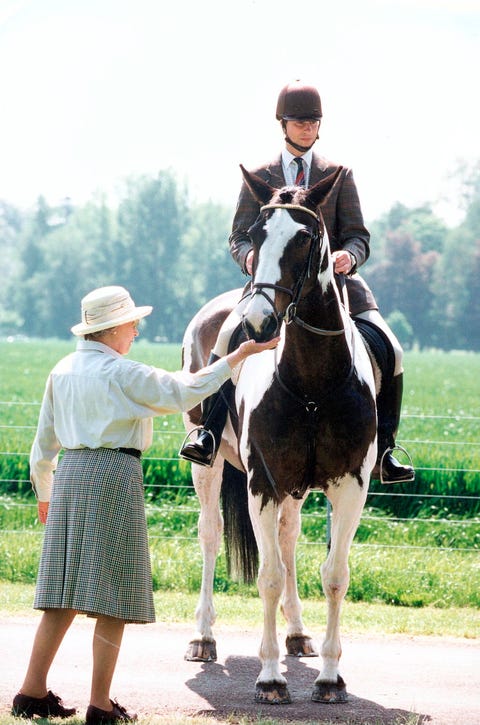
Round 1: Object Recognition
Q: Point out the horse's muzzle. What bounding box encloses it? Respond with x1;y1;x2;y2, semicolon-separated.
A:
242;315;279;343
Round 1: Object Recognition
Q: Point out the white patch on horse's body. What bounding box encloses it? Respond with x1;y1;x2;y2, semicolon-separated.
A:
350;323;377;390
317;228;334;293
235;332;285;466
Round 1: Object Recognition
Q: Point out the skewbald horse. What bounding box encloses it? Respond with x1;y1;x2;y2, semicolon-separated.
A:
181;166;377;704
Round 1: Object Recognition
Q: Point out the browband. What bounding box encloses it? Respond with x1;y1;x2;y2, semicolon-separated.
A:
260;203;319;222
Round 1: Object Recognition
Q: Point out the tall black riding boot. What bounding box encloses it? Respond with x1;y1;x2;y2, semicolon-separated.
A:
179;353;231;467
374;373;415;484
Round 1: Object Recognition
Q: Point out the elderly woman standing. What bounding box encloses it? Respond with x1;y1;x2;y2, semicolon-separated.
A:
12;286;278;725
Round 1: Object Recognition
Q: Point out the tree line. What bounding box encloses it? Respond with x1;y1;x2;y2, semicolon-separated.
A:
1;162;479;350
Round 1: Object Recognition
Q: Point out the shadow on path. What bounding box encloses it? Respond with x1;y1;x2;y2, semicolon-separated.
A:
186;654;429;724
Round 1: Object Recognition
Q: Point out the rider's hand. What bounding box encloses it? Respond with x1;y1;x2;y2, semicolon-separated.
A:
38;500;49;524
332;250;355;275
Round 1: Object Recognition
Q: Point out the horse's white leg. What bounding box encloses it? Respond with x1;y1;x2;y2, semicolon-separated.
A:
185;456;224;662
312;474;369;702
278;495;318;657
248;494;291;704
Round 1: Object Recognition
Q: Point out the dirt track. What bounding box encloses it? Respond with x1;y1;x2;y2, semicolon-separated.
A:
1;616;478;725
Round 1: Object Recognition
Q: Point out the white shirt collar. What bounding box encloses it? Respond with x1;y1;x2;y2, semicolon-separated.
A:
282;148;313;186
76;339;122;358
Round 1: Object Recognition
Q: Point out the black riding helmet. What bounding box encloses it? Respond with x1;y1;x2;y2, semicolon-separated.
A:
276;80;322;152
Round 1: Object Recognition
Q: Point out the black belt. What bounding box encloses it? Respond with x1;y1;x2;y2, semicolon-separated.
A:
69;447;142;459
117;447;142;459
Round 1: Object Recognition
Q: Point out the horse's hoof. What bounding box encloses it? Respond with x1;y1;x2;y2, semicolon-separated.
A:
311;675;348;703
286;634;318;657
184;639;217;662
255;682;291;704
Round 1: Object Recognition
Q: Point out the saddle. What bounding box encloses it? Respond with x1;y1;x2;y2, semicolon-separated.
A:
354;317;395;392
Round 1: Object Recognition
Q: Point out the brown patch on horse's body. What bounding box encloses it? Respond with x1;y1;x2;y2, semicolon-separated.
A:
247;370;376;505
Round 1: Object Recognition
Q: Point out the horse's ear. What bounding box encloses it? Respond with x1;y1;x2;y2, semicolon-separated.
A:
240;164;276;206
306;167;343;210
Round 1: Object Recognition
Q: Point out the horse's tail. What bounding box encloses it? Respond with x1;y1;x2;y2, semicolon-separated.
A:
221;460;258;585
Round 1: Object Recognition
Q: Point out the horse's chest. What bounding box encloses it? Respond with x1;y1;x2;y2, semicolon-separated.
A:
245;379;375;495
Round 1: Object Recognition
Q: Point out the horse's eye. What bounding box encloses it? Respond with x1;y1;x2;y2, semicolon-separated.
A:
297;229;311;245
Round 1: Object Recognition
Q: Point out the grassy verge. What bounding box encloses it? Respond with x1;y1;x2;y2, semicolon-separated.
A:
1;583;479;639
3;495;478;609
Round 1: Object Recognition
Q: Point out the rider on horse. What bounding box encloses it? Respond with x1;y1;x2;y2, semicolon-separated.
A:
180;80;414;485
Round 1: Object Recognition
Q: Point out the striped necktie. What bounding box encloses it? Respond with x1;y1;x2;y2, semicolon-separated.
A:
294;157;305;187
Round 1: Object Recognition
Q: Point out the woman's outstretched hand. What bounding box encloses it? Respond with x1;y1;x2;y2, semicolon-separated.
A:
226;336;281;369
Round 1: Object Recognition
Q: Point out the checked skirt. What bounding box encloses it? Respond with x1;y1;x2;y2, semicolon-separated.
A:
34;447;155;623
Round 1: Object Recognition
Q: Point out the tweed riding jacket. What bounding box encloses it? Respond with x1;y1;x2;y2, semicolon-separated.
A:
229;153;378;316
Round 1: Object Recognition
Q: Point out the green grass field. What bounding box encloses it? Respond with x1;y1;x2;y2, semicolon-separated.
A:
1;339;479;510
0;340;479;611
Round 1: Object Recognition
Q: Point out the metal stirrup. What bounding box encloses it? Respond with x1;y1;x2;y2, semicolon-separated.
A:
178;427;218;468
379;444;415;485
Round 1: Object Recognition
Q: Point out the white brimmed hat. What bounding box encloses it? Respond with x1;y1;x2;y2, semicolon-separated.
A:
71;286;152;336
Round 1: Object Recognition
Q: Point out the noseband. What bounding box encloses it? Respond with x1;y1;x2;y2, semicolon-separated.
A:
250;203;345;337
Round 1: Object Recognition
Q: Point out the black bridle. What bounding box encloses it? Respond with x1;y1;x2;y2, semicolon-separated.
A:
248;203;345;337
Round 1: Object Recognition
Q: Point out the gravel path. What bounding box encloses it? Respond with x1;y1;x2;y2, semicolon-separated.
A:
1;616;478;724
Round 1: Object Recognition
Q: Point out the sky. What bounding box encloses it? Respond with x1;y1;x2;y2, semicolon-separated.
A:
0;0;479;226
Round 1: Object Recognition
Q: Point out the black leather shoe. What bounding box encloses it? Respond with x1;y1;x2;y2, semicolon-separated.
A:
180;429;216;467
12;690;76;719
374;449;415;484
180;372;232;468
86;699;137;724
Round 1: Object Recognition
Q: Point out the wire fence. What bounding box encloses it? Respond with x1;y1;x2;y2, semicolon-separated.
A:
1;404;479;563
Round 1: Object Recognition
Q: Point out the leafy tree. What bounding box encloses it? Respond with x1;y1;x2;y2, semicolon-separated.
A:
2;159;480;350
464;238;480;350
427;161;480;350
386;310;414;350
177;201;245;331
39;200;117;338
431;221;480;351
0;201;23;334
369;202;448;258
15;197;56;337
116;171;190;342
363;230;439;348
13;197;117;338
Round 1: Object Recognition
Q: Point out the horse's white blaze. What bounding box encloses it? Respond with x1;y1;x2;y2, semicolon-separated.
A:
244;212;303;331
260;210;303;277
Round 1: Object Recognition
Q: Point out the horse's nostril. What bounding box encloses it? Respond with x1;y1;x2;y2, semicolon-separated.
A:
242;316;278;343
241;319;256;341
262;316;279;341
